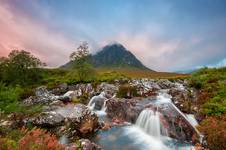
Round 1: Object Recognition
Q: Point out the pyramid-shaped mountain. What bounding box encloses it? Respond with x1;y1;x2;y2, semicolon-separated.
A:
62;43;153;71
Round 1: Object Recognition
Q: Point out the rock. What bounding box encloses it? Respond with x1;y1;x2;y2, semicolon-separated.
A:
51;83;68;95
129;79;160;96
157;79;174;89
23;86;58;105
96;83;118;97
79;139;102;150
0;120;13;127
32;111;65;127
66;104;99;137
106;98;145;123
58;95;71;103
68;83;94;96
169;87;193;113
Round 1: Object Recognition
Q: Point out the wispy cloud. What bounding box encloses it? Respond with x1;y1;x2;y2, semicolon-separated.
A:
0;0;226;71
0;1;75;67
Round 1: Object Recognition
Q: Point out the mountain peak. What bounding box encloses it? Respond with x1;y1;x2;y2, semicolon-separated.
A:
62;43;153;71
92;43;151;70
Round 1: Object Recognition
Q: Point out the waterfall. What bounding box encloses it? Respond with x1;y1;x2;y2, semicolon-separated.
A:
87;92;106;110
87;92;108;116
135;109;161;138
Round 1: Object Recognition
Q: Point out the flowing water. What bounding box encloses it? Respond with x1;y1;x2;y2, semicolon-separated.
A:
135;109;161;138
91;90;199;150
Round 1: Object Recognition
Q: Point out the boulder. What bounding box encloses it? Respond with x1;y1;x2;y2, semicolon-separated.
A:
129;79;160;96
32;111;65;127
66;104;99;137
23;86;58;105
157;79;174;89
96;83;118;97
79;139;102;150
51;83;68;95
106;98;145;123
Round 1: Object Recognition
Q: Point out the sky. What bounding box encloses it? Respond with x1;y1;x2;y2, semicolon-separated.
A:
0;0;226;71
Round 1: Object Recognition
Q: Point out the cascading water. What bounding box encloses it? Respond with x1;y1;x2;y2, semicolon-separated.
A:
135;109;161;138
92;87;198;150
87;92;108;117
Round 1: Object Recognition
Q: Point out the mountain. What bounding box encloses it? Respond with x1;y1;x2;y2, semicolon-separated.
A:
62;43;153;71
92;43;150;70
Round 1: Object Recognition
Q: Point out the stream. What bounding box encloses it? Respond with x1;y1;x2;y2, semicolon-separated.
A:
88;90;199;150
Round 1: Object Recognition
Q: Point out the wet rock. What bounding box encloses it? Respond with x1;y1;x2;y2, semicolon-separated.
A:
58;95;71;103
96;83;118;97
67;105;99;137
129;79;160;96
79;139;102;150
23;86;58;105
106;98;145;123
157;79;174;89
32;111;65;127
169;87;193;113
51;83;68;95
68;83;94;96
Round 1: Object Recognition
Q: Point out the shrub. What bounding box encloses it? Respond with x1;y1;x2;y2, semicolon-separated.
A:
198;115;226;150
0;138;17;150
0;82;23;113
117;84;139;98
19;128;64;150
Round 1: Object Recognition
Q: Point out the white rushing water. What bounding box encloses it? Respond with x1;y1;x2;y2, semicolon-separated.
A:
185;114;198;127
135;109;161;138
123;126;170;150
87;92;108;116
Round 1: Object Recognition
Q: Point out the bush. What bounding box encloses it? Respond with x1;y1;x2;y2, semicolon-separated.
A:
117;84;139;98
0;82;42;114
18;128;64;150
0;82;23;113
198;116;226;150
0;138;17;150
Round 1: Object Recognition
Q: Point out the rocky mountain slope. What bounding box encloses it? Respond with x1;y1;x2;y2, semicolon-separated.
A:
62;43;153;71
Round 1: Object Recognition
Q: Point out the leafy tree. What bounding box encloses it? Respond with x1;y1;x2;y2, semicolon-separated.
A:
0;50;45;85
70;42;95;82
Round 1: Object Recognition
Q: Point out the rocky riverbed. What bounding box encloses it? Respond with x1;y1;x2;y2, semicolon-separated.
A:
0;78;202;150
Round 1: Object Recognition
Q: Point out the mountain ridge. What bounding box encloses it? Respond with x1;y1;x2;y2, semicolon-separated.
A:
61;43;154;71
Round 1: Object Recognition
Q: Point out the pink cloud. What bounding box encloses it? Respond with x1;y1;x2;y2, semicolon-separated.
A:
0;2;75;67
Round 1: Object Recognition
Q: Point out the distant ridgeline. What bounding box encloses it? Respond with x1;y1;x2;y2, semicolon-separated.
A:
62;43;154;71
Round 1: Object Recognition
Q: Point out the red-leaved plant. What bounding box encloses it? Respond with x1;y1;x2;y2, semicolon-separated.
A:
18;127;64;150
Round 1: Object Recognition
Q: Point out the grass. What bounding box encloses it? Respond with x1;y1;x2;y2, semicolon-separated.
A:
189;67;226;116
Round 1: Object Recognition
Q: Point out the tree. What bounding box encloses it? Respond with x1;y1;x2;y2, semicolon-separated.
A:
0;50;45;85
70;42;95;82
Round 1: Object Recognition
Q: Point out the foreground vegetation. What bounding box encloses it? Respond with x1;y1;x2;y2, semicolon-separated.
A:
188;67;226;150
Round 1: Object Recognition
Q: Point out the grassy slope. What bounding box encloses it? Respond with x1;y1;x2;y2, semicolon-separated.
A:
96;67;189;79
188;67;226;150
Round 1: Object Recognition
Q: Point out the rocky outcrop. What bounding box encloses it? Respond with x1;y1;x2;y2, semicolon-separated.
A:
106;97;154;123
31;104;100;138
64;104;100;137
96;83;118;98
32;111;65;127
23;86;58;105
79;139;102;150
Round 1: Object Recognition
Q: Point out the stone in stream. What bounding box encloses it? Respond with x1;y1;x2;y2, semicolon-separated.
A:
64;104;100;137
106;97;153;123
32;111;65;127
23;86;60;105
31;104;100;139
